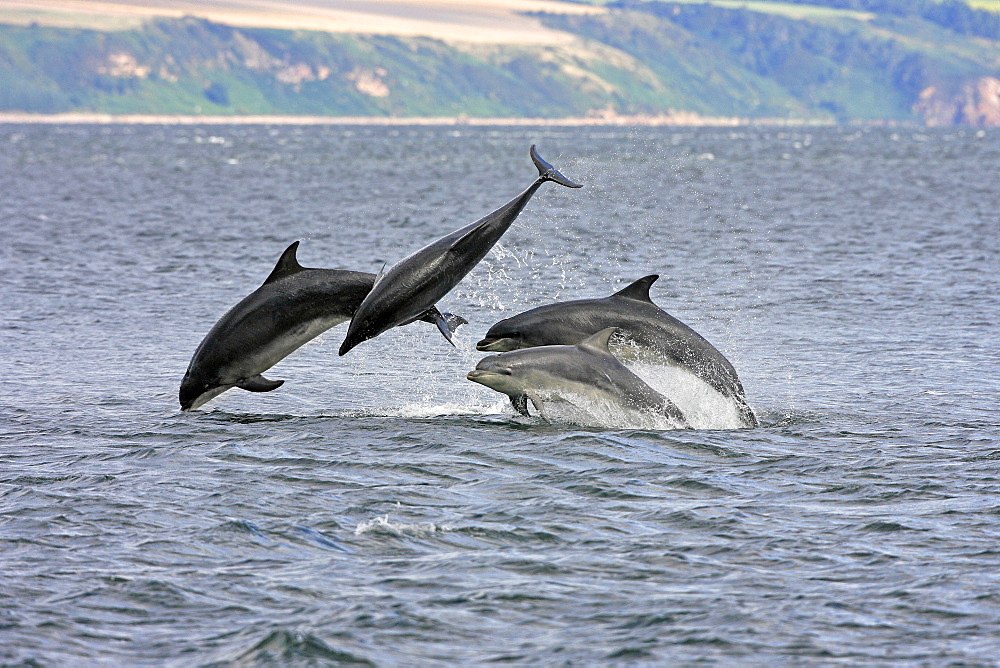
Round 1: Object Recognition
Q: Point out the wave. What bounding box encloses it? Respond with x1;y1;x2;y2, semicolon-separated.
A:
216;629;373;666
354;515;442;537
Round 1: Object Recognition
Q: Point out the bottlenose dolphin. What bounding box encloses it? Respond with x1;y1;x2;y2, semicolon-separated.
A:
467;328;689;427
338;145;582;356
476;275;758;427
180;241;466;411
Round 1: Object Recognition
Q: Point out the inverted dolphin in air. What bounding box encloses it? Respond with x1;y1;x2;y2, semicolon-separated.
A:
338;145;582;356
179;241;466;411
476;275;758;427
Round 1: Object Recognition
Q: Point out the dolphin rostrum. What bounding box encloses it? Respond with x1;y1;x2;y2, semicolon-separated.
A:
180;241;466;411
476;275;758;427
467;328;689;427
338;145;582;356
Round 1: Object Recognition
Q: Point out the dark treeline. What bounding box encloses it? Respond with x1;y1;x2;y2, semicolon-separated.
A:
639;0;1000;40
606;1;948;105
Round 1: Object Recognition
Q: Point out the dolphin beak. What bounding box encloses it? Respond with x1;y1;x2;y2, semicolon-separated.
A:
466;368;512;385
476;338;516;352
179;384;199;411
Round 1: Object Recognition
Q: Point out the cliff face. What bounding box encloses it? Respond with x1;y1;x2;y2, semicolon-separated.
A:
1;2;998;125
915;77;1000;127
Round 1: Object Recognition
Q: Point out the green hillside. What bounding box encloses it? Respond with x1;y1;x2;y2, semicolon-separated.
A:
1;1;998;125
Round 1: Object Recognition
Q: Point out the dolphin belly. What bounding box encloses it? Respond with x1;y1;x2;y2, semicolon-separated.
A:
237;314;351;379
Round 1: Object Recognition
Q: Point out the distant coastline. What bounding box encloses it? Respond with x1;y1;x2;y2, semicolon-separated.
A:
0;112;841;127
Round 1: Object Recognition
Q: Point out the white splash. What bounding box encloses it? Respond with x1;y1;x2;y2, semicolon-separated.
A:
532;395;687;431
396;401;497;418
354;515;440;536
627;361;745;430
503;361;748;431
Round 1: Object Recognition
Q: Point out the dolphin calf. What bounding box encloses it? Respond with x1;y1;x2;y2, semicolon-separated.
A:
476;275;758;427
467;328;689;428
338;145;582;356
180;241;466;411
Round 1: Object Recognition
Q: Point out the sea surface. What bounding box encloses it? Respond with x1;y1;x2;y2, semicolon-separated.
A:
1;123;998;664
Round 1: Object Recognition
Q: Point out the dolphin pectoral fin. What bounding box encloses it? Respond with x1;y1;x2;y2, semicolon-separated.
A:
526;392;548;421
237;375;285;393
420;307;469;346
660;398;690;429
529;145;583;188
510;394;530;416
735;396;760;428
373;262;387;287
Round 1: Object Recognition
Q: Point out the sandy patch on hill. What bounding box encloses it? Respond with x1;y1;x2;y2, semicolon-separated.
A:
0;0;605;43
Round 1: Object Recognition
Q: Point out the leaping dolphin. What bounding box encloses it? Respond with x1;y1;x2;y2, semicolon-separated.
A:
180;241;466;411
467;328;689;428
476;275;758;427
338;145;582;356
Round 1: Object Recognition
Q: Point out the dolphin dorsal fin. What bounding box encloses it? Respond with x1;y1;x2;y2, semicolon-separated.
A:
263;241;305;285
612;275;659;303
577;327;617;353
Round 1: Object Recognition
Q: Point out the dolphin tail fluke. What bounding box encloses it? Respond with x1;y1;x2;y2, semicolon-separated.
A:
530;145;583;189
434;311;469;347
238;375;284;393
417;307;467;347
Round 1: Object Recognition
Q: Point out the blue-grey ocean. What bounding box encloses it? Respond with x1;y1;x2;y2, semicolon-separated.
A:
1;123;998;664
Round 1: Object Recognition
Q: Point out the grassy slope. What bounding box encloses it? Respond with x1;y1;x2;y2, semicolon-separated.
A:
0;2;996;121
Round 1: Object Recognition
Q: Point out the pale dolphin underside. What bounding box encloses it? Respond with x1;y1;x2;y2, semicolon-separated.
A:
338;145;582;356
476;275;758;427
467;328;690;427
180;241;466;411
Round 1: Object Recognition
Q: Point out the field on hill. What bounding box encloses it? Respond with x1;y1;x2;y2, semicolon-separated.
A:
0;0;604;43
1;0;997;124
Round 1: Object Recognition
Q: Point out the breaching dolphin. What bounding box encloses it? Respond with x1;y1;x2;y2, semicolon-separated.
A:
476;275;758;427
338;145;582;356
467;328;689;427
180;241;466;411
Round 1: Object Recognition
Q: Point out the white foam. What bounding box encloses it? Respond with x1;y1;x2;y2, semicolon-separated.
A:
627;362;745;430
534;395;686;431
395;401;499;418
488;362;746;431
354;515;440;536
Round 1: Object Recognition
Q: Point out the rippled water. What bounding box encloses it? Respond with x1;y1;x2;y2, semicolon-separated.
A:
2;124;998;664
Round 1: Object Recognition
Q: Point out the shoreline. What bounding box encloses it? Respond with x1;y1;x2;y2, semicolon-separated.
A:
0;112;841;127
